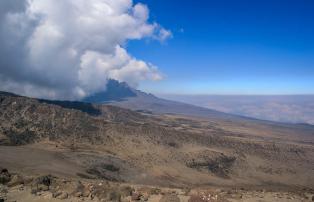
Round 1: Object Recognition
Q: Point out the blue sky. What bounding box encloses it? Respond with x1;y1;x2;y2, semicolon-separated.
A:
129;0;314;95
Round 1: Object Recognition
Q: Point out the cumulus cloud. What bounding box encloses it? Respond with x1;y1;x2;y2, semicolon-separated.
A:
0;0;170;100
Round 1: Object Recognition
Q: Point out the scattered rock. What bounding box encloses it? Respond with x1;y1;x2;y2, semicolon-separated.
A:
82;189;90;197
31;188;38;195
109;190;121;202
36;191;45;196
159;194;180;202
150;188;162;195
74;181;85;190
57;192;68;199
74;191;83;197
131;192;141;201
52;191;63;198
119;186;134;197
0;185;7;194
41;185;50;191
214;189;222;193
188;195;205;202
15;184;24;191
33;175;52;190
121;196;132;202
42;192;53;199
0;188;6;202
140;192;149;201
231;193;242;199
31;184;49;194
23;176;33;185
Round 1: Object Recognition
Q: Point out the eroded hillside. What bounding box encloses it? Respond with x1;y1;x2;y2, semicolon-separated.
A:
0;91;314;190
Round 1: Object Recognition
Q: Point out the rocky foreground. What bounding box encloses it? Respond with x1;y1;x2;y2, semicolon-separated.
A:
1;168;314;202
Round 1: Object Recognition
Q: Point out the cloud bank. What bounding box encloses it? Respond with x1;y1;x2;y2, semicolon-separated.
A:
0;0;170;100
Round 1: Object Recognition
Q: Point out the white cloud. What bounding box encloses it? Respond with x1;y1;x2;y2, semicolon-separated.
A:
157;28;173;42
0;0;170;100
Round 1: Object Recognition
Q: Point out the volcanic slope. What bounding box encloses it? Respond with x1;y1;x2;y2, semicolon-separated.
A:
0;91;314;189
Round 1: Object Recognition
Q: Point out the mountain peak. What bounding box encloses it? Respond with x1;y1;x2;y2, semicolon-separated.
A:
82;79;137;103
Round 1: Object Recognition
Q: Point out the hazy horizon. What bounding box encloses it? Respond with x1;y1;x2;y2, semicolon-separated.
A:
159;94;314;125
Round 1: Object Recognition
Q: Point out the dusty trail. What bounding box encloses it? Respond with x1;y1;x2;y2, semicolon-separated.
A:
0;146;85;178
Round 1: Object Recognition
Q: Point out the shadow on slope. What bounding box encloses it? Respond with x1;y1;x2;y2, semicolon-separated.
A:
38;99;101;116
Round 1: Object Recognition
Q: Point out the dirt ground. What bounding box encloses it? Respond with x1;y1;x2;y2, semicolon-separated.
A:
2;183;314;202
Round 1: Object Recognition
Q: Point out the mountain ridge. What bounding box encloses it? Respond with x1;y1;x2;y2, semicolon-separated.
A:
82;80;249;121
81;80;313;127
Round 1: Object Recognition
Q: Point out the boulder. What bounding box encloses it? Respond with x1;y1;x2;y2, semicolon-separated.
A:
7;175;24;187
